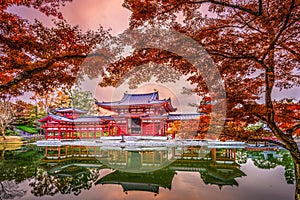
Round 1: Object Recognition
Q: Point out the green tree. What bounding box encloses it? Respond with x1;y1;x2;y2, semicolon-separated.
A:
70;87;99;115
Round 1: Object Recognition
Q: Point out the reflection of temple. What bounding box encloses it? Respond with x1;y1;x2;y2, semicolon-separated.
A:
170;147;245;188
95;170;175;195
39;91;203;139
202;149;244;188
39;146;104;176
40;146;175;173
39;146;246;194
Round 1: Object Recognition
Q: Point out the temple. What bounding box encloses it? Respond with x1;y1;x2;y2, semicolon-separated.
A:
39;91;203;140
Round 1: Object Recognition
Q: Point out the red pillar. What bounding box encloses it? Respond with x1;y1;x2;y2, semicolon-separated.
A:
117;126;121;136
141;120;143;135
58;123;61;140
152;121;155;135
108;124;111;136
159;120;163;136
46;129;49;140
65;128;68;139
72;128;74;140
125;119;128;135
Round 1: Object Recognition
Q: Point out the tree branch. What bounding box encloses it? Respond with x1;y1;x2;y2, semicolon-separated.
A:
0;52;107;92
156;0;263;18
254;113;267;123
286;123;300;135
190;0;263;16
261;0;296;62
234;12;263;33
209;51;257;60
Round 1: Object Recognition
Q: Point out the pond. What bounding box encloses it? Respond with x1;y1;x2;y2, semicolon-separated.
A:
0;145;295;200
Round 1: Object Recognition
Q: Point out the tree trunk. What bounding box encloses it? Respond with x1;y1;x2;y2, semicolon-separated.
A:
286;138;300;200
264;46;300;199
1;128;6;140
294;157;300;200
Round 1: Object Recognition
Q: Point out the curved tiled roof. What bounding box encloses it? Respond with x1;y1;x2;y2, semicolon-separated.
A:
96;91;177;112
38;113;113;124
53;108;88;114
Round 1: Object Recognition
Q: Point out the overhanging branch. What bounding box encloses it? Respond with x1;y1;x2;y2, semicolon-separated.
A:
0;52;107;92
286;124;300;135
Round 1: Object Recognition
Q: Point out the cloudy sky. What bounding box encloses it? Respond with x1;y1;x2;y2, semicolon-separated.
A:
9;0;130;35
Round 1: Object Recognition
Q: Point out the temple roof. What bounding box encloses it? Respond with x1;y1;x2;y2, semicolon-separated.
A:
38;113;113;123
96;91;177;112
53;108;88;114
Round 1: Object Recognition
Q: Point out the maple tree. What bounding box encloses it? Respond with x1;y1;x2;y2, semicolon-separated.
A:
95;0;300;198
31;89;72;114
0;96;16;139
1;0;300;198
0;0;110;96
0;94;40;139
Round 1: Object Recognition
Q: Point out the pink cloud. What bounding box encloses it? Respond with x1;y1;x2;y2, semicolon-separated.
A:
60;0;131;35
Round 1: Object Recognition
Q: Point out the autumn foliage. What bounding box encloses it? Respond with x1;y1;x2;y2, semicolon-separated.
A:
1;0;109;95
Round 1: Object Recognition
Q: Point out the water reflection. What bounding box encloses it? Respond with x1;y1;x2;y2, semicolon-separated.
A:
0;145;295;199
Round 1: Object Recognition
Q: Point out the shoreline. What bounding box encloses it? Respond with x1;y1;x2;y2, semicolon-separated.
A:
36;138;246;148
0;136;23;144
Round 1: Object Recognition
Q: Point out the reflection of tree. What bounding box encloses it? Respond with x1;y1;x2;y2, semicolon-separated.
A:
0;146;43;199
235;150;248;164
30;168;100;196
30;169;59;196
282;153;295;184
0;180;26;200
253;157;278;169
249;150;295;184
0;148;42;182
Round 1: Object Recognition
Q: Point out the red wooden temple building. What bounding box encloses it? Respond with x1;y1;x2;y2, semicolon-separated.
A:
39;91;203;140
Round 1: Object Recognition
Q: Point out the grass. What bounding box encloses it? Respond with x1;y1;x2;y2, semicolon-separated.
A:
16;125;37;134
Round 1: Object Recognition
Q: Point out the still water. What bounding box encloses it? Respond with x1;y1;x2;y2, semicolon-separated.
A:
0;145;295;200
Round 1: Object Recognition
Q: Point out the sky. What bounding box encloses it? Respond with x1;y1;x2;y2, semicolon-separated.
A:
7;0;300;106
8;0;131;35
